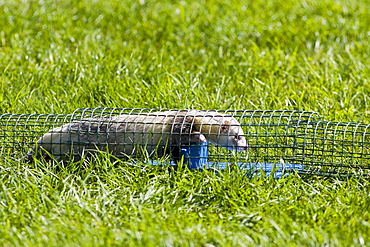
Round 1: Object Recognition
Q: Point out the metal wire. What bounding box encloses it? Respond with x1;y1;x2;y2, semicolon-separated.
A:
1;108;369;176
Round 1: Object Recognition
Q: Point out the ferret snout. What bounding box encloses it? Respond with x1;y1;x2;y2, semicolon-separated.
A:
230;134;248;151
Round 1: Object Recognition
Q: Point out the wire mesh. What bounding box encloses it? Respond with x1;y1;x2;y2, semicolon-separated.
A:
1;108;369;176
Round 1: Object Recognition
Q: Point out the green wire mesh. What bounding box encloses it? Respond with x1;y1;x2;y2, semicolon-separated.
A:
1;108;369;176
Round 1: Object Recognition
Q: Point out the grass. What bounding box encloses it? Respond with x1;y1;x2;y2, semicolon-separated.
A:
1;158;370;246
1;0;370;246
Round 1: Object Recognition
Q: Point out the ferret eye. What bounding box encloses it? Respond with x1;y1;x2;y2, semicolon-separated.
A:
234;134;241;140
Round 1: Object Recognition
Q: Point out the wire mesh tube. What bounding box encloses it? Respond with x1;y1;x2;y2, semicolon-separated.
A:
1;107;369;177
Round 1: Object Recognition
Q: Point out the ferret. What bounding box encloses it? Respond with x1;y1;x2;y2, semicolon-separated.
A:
26;110;248;163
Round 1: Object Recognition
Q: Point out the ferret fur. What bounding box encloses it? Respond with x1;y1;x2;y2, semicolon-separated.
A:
27;110;247;163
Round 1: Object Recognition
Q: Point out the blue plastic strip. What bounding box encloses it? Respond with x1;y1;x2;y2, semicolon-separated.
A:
179;143;304;178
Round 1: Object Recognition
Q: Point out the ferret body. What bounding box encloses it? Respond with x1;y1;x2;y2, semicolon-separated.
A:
28;110;247;163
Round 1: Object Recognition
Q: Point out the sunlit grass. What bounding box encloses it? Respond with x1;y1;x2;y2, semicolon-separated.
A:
1;0;370;246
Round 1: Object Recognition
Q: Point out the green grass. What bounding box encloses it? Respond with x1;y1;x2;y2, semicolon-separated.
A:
1;0;370;246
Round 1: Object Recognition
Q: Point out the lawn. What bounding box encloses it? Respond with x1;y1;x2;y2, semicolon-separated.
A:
1;0;370;246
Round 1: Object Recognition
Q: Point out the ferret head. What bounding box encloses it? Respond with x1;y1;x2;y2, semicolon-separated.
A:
198;115;248;151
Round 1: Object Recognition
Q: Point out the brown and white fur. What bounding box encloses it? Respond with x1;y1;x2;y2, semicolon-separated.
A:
27;110;247;163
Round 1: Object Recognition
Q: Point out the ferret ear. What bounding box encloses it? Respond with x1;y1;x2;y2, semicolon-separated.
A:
221;121;230;133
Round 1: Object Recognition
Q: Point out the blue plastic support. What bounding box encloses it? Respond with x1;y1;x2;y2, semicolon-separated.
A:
180;142;209;169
